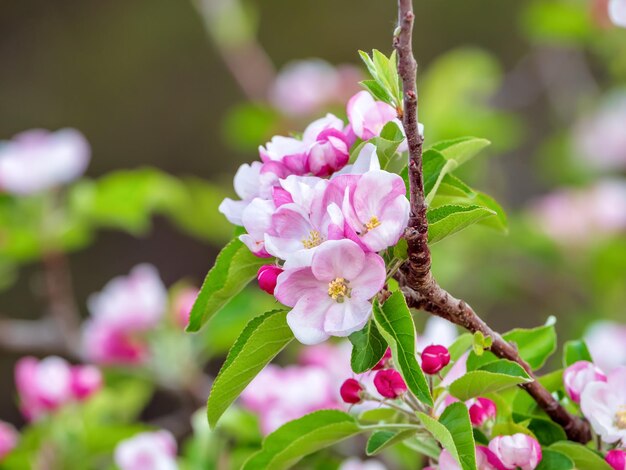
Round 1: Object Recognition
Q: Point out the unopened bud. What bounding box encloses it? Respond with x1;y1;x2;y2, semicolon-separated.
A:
257;265;283;295
340;378;364;404
421;344;450;375
372;348;392;370
373;369;407;399
468;397;497;426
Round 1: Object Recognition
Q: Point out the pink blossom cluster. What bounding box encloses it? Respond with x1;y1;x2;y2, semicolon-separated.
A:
14;356;102;421
220;91;410;344
428;434;542;470
82;264;168;365
0;421;18;462
0;129;90;195
269;59;363;117
114;430;178;470
585;321;626;372
530;180;626;245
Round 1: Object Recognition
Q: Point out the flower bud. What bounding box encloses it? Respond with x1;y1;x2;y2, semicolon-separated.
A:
468;397;497;426
340;378;364;404
172;287;199;329
563;360;607;403
421;344;451;375
607;450;626;470
70;365;103;400
257;265;283;295
373;369;407;399
372;348;392;370
488;434;542;470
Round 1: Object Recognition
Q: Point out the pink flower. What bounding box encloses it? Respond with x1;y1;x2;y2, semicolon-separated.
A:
421;345;451;375
580;366;626;444
15;356;73;420
0;421;18;461
70;365;103;400
171;287;199;329
373;369;407;399
114;430;178;470
468;397;497;426
219;161;277;226
563;360;607;403
83;264;167;365
340;378;364;404
488;434;542;470
257;265;283;295
585;321;626;372
274;239;386;344
0;128;90;195
609;0;626;27
347;91;399;141
241;364;340;434
239;198;275;257
338;170;410;252
607;449;626;470
339;458;387;470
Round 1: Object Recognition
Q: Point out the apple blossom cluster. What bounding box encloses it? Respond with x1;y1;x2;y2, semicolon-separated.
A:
14;356;102;421
113;430;178;470
219;91;411;344
0;128;90;195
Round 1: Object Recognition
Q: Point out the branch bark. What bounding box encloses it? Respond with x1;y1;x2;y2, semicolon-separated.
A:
393;0;591;444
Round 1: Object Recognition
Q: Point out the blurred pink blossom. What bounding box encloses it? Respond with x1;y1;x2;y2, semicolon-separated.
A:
607;449;626;470
563;360;607;403
82;264;167;365
438;446;503;470
0;129;90;195
580;366;626;445
171;287;199;329
609;0;626;26
114;430;178;470
241;364;340;434
269;60;362;116
573;93;626;170
0;421;18;461
15;356;101;420
488;434;542;470
530;180;626;245
585;321;626;372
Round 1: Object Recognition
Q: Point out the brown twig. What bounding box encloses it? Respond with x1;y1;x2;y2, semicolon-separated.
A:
392;0;591;443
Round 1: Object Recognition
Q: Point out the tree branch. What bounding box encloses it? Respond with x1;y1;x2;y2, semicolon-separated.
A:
393;0;591;443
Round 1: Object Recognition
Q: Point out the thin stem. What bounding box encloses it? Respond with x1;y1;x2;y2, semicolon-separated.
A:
392;0;591;444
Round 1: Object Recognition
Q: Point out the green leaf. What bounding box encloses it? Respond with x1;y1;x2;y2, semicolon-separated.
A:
402;436;441;460
418;402;477;470
243;410;361;470
527;418;567;446
359;408;398;423
349;321;388;374
549;442;612;470
439;403;477;470
207;310;293;427
372;292;433;406
360;79;391;103
366;430;415;456
427;204;496;244
492;421;536;438
535;450;574;470
430;137;491;166
563;340;593;367
448;359;533;401
438;174;476;198
473;192;508;233
503;323;557;370
186;238;268;332
423;149;458;204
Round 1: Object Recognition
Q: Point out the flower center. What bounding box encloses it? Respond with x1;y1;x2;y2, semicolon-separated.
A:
328;277;351;302
364;216;381;232
616;406;626;430
302;230;322;249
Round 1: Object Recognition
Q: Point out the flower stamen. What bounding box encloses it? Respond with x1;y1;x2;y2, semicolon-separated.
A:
328;277;351;302
364;216;381;232
616;406;626;429
302;230;322;249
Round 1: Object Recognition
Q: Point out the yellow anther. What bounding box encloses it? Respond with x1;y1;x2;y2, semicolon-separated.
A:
617;406;626;429
302;230;322;249
365;216;381;232
328;277;351;302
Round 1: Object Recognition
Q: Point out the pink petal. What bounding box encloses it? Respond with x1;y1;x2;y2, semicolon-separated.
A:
286;296;333;345
274;268;325;307
350;252;386;300
311;239;366;282
323;298;372;337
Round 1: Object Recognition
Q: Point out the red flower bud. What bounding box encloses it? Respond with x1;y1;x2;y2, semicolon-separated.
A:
340;378;363;404
468;397;497;426
607;449;626;470
257;265;283;295
421;344;450;375
372;348;392;370
373;369;407;399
